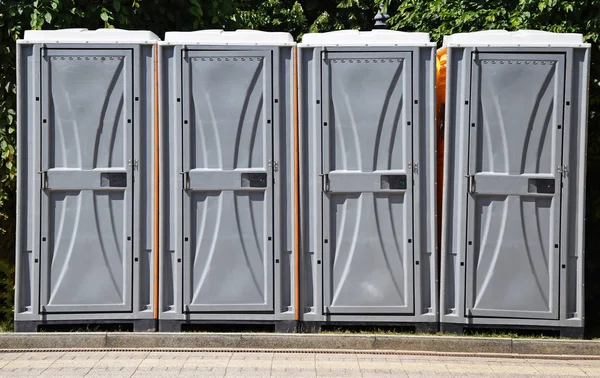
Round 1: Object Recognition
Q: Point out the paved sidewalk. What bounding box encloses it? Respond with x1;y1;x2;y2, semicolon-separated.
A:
0;350;598;377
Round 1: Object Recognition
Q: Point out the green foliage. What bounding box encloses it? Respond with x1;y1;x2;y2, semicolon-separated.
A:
233;0;307;38
305;0;383;32
0;259;14;324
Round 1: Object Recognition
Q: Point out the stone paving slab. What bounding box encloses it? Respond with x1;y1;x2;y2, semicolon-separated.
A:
0;350;596;377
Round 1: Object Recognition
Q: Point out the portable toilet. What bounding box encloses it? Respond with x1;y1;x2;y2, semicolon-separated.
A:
298;30;438;332
15;29;160;331
440;30;590;337
158;30;298;332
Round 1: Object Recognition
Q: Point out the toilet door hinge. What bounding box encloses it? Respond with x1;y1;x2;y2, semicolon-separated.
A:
128;159;139;171
408;162;418;174
557;165;568;178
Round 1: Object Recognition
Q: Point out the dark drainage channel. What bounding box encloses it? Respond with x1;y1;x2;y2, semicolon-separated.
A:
318;325;416;334
181;324;275;333
37;324;134;333
463;328;560;338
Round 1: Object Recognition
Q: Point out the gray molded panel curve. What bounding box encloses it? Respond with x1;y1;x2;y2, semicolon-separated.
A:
182;50;274;312
473;56;563;175
328;193;411;312
40;50;133;313
322;52;414;314
469;195;557;317
46;190;129;308
466;53;565;319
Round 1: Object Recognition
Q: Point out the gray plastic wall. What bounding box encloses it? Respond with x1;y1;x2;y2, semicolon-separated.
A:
299;45;438;325
440;46;590;330
158;43;296;326
15;42;157;328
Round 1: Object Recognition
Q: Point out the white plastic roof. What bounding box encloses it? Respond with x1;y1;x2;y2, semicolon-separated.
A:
443;30;586;47
300;30;433;46
21;28;160;43
163;30;294;45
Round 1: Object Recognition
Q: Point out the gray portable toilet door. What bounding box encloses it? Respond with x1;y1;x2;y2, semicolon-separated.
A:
464;52;566;320
39;49;135;313
321;51;415;315
181;49;274;313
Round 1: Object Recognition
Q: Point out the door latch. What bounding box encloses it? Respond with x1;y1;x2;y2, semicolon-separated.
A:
320;173;330;193
466;175;476;193
182;45;188;60
180;171;190;190
268;160;279;172
38;170;48;189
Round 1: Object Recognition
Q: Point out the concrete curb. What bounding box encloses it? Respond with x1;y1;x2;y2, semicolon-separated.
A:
511;338;600;356
0;333;598;356
0;333;107;349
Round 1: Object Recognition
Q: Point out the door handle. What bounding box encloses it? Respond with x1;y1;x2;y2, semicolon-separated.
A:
241;173;267;188
100;172;127;188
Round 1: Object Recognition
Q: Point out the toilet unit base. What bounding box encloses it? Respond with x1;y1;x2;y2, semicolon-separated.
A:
301;321;438;334
440;322;583;339
14;319;157;333
159;320;298;333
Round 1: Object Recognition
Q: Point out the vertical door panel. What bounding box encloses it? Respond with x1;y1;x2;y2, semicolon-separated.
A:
40;50;133;313
322;52;414;314
182;50;274;312
465;53;565;319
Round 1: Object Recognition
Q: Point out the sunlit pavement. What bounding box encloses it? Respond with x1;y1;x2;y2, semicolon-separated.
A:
0;350;598;377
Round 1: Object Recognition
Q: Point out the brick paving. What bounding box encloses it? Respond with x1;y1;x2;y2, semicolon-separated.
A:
0;350;598;377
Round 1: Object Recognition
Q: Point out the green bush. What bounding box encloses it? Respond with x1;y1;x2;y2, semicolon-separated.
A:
0;259;14;324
